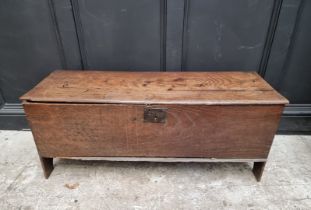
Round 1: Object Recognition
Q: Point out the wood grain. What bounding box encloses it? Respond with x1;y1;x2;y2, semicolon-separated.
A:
20;71;289;105
23;102;284;159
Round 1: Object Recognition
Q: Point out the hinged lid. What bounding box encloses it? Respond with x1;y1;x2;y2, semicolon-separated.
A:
20;70;289;105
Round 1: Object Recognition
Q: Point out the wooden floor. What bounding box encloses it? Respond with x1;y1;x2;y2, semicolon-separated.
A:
0;131;311;209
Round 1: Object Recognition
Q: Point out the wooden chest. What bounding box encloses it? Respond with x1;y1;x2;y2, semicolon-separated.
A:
21;71;288;181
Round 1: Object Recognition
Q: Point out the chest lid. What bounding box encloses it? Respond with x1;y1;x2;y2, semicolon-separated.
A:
20;70;288;105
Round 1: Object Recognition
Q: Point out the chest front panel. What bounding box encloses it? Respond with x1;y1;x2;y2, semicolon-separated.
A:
24;102;283;159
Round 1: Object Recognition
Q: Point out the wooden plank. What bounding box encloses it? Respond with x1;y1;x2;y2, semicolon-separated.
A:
23;102;284;159
20;71;289;105
60;157;267;162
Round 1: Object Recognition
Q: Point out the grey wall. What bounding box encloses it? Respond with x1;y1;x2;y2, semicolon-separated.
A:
0;0;310;132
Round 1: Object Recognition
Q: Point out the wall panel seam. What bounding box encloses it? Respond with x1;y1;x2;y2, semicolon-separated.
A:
70;0;88;69
160;0;167;71
274;0;305;90
181;0;189;71
47;0;67;69
258;0;283;76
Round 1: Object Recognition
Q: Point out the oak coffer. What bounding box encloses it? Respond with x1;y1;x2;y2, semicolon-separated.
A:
20;70;288;181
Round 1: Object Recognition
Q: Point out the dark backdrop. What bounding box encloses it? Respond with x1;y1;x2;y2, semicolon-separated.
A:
0;0;310;133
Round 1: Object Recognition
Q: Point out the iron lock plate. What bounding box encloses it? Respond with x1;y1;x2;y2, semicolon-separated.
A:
144;107;167;123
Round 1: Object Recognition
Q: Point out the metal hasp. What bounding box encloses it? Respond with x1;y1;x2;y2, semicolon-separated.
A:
144;107;167;123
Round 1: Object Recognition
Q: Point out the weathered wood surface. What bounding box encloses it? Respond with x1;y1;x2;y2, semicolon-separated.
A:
21;70;288;180
20;71;289;105
23;102;283;159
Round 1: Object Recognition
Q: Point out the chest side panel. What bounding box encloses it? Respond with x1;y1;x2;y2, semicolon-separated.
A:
23;103;283;159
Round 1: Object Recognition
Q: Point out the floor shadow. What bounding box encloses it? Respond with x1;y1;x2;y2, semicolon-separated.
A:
54;158;253;173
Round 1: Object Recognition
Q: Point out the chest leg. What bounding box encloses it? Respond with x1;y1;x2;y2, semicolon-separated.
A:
39;155;54;179
253;161;266;182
